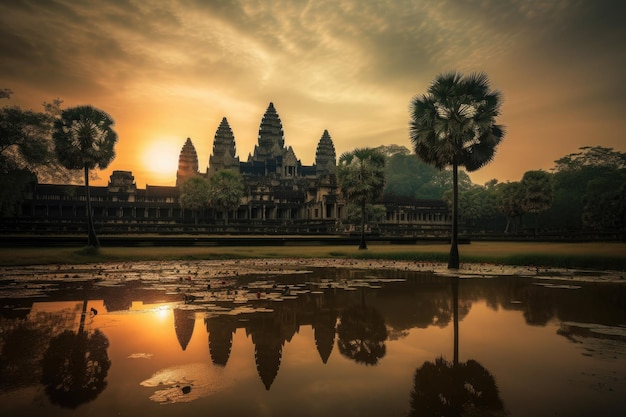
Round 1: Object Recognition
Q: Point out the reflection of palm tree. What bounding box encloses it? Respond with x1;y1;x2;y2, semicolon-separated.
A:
41;300;111;409
409;277;507;416
337;303;387;365
410;357;505;417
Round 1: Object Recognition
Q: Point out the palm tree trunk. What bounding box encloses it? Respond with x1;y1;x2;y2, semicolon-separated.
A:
359;202;367;250
448;163;459;268
78;299;88;335
84;166;99;248
451;276;459;366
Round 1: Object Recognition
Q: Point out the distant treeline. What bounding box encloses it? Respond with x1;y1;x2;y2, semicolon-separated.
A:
378;145;626;237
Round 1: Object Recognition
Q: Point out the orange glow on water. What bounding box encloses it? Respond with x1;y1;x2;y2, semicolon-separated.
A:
5;273;626;416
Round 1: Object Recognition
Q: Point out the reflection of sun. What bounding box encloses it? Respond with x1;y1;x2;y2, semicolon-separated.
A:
155;305;170;321
130;302;172;322
142;139;181;181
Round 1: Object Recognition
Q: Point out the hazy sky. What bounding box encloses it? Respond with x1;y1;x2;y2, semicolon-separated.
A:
2;0;625;187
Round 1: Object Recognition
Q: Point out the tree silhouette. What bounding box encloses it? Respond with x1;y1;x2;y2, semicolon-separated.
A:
497;181;525;234
410;72;504;268
179;176;210;225
207;169;245;225
40;301;111;409
0;324;46;390
337;303;387;365
0;101;53;216
521;170;553;235
53;105;118;248
409;277;507;416
337;148;386;249
409;357;506;417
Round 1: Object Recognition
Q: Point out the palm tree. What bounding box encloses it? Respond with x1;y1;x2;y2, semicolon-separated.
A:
337;148;386;249
410;72;504;268
53;105;118;248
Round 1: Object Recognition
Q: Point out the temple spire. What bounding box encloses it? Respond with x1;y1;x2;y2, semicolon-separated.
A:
208;117;240;175
252;102;285;162
315;130;336;177
176;137;199;186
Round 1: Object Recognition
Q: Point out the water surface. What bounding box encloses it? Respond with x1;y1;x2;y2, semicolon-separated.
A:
1;266;625;416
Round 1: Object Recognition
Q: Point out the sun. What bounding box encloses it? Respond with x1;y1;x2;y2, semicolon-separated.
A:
142;138;181;183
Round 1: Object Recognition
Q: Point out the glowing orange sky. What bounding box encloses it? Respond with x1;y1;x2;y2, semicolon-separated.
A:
2;0;625;187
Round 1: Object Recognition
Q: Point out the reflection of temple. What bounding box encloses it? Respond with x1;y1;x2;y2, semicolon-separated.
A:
4;272;624;394
312;310;337;364
8;102;452;235
248;315;286;390
205;316;237;367
173;309;195;351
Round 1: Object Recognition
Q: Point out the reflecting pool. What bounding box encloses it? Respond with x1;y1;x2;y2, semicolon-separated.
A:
1;266;625;416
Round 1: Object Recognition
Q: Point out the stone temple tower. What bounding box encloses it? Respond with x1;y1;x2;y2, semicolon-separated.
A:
251;102;285;163
315;130;336;177
176;137;199;186
208;117;240;175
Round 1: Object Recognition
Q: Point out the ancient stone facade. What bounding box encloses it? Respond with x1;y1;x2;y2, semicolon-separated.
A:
177;102;341;223
7;102;452;235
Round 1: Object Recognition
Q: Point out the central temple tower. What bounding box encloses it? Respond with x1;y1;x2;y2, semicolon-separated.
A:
207;117;240;175
251;102;285;163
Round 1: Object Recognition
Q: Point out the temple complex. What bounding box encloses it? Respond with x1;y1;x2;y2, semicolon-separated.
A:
5;102;451;236
176;102;340;223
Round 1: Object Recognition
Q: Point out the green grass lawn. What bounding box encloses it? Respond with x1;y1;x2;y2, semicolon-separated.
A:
1;241;624;270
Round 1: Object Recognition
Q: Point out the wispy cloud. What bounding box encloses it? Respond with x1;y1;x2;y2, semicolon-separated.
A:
1;0;624;186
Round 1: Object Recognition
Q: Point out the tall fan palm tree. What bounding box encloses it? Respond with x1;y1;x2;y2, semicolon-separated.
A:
410;72;504;268
53;106;118;249
337;148;386;249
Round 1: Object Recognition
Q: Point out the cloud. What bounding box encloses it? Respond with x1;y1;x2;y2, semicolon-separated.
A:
1;0;624;187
